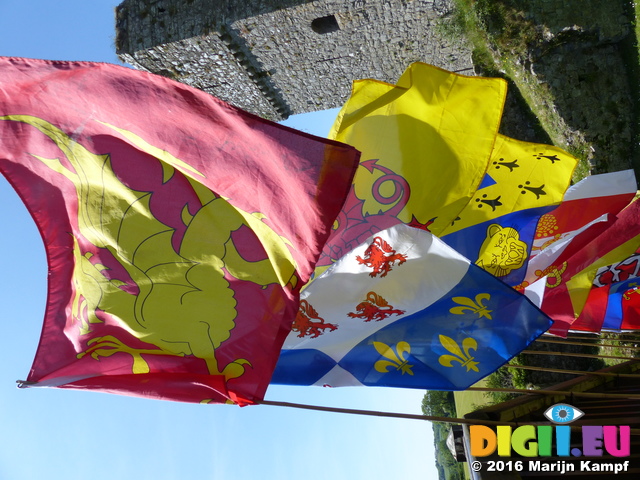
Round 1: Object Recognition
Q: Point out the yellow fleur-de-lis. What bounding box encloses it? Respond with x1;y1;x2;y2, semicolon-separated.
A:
438;335;480;372
450;293;492;319
373;341;414;376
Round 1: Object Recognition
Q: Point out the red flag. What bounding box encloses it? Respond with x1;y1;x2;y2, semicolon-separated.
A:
542;198;640;335
570;249;640;333
519;171;637;291
0;57;359;404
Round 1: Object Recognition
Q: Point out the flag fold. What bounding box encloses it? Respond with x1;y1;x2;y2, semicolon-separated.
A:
273;224;552;390
316;63;509;276
0;57;360;405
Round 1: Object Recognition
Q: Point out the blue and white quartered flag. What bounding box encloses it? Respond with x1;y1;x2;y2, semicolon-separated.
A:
271;224;552;390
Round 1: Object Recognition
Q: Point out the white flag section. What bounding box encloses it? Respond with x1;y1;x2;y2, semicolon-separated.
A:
524;170;638;287
272;224;552;390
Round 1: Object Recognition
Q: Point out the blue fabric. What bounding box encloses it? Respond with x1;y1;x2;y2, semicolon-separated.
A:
273;259;551;390
441;205;555;287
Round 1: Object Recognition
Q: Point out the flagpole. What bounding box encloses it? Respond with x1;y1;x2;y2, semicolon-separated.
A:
545;332;640;341
504;363;640;378
536;337;640;351
257;399;518;426
465;386;640;400
543;333;599;339
521;349;638;361
259;390;640;430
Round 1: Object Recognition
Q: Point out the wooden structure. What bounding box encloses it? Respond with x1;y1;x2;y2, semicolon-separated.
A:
458;360;640;478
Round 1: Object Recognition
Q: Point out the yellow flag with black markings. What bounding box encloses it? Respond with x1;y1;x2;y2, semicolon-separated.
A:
440;134;578;235
314;62;508;275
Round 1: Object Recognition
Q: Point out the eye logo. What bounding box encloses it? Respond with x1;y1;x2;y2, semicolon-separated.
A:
544;403;584;424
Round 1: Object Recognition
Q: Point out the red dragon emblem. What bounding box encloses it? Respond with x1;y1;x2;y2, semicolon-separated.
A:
347;291;405;322
291;300;338;338
356;237;407;277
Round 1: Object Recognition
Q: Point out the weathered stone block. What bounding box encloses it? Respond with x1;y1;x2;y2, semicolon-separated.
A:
115;0;473;120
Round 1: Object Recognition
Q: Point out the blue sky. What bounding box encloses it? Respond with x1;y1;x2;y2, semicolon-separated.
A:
0;2;437;479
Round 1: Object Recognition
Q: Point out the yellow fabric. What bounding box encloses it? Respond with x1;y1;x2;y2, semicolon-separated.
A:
5;114;295;381
329;62;508;237
440;134;578;235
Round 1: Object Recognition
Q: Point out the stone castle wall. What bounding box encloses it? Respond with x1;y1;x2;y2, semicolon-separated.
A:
115;0;474;120
115;0;637;172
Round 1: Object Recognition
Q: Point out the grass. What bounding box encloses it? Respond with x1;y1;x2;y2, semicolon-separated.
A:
453;378;492;480
597;332;640;365
453;377;491;417
629;0;640;173
440;0;635;181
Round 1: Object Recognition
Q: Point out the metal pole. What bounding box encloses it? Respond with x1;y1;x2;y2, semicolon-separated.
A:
257;399;519;426
521;349;637;361
536;337;640;351
465;386;640;400
504;363;640;378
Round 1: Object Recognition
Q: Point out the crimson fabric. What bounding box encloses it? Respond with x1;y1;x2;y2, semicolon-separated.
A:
544;199;640;335
0;57;359;404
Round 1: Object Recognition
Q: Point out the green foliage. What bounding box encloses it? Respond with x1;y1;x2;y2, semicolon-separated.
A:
599;332;640;363
433;425;466;480
472;0;541;57
507;355;529;388
422;391;465;480
436;438;465;480
484;366;518;404
441;0;540;70
422;390;456;418
443;0;594;180
438;0;499;74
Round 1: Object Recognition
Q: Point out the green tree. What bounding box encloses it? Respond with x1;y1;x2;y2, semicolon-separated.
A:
421;390;456;418
422;391;465;480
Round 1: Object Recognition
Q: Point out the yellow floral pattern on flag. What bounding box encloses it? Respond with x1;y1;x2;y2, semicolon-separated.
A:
373;341;414;376
438;335;480;373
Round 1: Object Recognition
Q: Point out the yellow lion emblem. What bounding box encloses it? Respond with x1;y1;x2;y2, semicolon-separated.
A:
475;224;527;277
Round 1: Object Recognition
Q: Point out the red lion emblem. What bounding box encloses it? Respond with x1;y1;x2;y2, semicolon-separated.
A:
291;300;338;338
347;291;405;322
356;237;407;277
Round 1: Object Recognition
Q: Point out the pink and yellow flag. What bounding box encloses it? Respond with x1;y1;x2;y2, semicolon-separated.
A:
0;57;359;404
